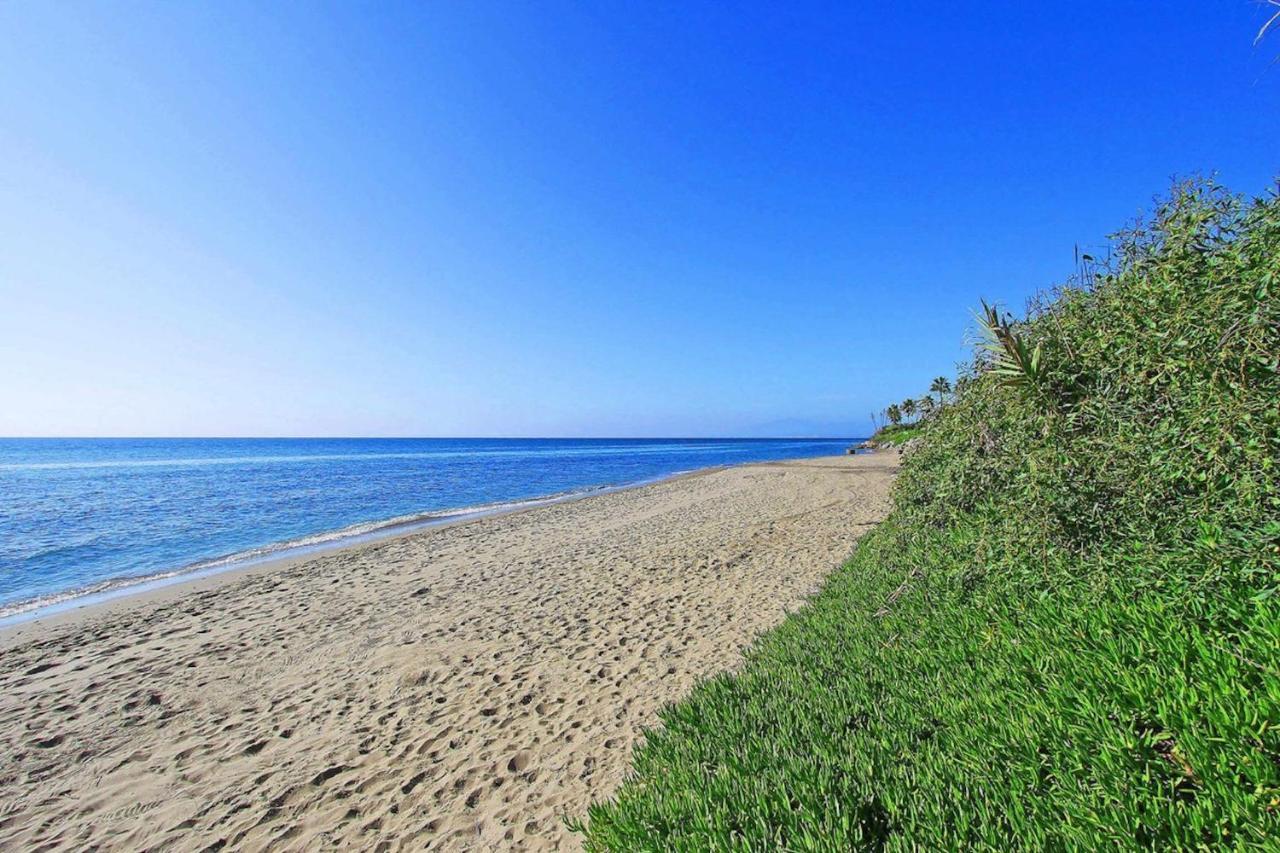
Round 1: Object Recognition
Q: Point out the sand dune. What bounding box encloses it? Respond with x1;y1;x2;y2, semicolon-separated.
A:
0;453;895;851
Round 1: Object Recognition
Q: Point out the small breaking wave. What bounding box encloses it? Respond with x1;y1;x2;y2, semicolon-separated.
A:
0;480;638;623
0;441;786;472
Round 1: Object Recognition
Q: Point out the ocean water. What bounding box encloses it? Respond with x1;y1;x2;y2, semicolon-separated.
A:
0;437;855;619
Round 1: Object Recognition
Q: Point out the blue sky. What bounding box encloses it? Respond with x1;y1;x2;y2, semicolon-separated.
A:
1;2;1277;437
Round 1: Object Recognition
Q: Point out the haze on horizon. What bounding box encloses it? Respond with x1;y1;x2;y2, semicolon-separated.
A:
1;2;1277;438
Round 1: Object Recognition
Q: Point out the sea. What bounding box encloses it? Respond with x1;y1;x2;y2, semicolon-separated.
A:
0;437;856;621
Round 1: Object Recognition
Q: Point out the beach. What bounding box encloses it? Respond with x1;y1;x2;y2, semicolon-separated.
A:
0;452;895;850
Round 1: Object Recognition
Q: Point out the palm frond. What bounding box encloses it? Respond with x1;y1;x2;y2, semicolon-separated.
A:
974;300;1043;389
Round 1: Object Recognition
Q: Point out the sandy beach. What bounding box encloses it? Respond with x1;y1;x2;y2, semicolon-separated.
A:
0;453;895;851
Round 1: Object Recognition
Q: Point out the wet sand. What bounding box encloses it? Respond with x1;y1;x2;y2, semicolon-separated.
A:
0;452;895;851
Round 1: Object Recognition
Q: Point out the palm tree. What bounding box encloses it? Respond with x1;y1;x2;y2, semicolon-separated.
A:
930;376;952;405
900;398;917;422
886;403;902;425
917;396;935;418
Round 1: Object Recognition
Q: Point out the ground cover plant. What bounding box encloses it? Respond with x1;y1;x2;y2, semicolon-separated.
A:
866;422;923;447
577;180;1280;849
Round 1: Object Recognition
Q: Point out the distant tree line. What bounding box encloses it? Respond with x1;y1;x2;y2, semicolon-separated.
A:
882;375;954;426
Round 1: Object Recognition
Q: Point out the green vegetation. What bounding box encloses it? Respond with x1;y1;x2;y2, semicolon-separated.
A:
879;377;951;436
868;421;923;447
578;181;1280;849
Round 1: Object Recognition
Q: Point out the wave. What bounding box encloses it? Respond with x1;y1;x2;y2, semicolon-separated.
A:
0;478;654;621
0;441;824;473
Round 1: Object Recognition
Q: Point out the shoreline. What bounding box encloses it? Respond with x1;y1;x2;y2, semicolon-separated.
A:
0;452;895;850
0;465;720;635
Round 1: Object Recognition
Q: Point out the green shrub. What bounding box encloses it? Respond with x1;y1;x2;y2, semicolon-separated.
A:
577;180;1280;849
869;422;924;447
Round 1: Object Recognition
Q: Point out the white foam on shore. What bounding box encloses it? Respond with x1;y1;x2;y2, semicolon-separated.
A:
0;472;694;627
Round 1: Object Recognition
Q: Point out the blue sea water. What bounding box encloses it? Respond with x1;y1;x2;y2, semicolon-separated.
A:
0;437;855;618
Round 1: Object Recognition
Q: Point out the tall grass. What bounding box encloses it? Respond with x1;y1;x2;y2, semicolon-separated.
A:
577;180;1280;849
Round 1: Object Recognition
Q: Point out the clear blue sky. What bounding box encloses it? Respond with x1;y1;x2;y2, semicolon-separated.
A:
1;2;1276;437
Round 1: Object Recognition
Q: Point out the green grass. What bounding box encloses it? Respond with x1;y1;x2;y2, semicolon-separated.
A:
869;422;925;446
576;180;1280;850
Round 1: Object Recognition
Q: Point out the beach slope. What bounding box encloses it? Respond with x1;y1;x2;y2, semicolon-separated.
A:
0;453;893;851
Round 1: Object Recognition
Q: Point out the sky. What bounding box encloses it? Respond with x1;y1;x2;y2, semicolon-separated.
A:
1;2;1277;438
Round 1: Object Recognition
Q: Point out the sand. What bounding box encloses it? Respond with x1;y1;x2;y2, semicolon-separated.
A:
0;452;895;851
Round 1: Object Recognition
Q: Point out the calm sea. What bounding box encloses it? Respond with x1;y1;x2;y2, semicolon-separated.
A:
0;437;855;619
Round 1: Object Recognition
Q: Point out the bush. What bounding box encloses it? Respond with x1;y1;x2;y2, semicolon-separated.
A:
868;422;924;447
577;180;1280;849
